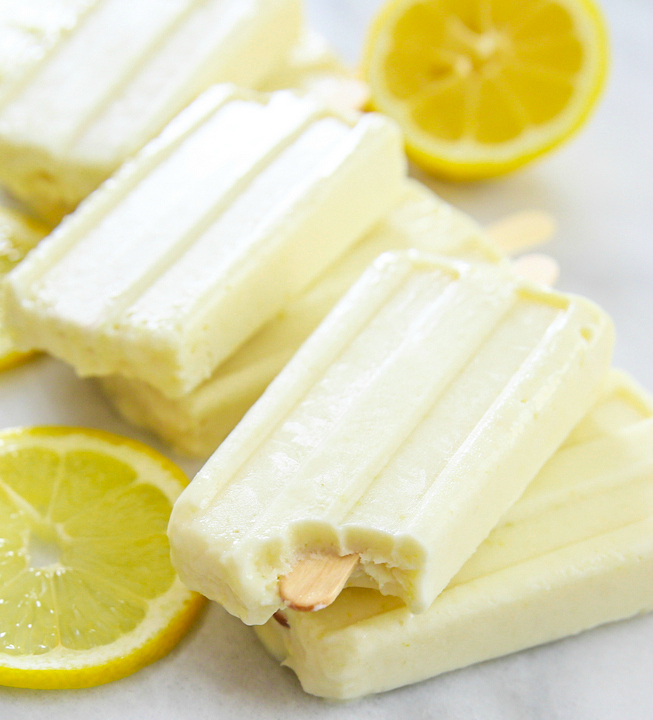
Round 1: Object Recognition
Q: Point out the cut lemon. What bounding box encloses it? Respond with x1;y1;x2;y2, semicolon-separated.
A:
363;0;609;178
0;427;206;689
0;208;49;371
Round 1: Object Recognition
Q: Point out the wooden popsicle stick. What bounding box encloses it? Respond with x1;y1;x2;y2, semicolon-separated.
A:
512;253;560;287
309;77;370;112
279;553;359;612
486;210;556;255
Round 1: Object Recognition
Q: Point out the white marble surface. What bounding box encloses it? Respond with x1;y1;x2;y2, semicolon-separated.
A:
1;0;652;717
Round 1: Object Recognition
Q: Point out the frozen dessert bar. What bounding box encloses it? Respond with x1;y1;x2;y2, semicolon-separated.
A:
262;30;370;112
0;206;49;369
0;0;302;222
169;251;614;625
100;180;502;457
255;370;653;699
4;86;405;398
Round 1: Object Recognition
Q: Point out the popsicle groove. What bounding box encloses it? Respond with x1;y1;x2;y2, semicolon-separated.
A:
232;292;561;604
100;112;332;328
239;272;517;542
99;181;502;457
62;0;203;153
0;0;98;105
355;296;560;531
123;116;354;329
1;0;195;152
199;267;441;517
72;0;261;160
0;0;303;220
169;254;614;624
219;273;558;536
253;375;653;699
452;474;653;587
505;418;653;522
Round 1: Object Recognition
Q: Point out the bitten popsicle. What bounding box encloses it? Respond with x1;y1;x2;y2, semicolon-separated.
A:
169;251;614;625
0;0;302;222
99;180;502;457
255;370;653;699
4;85;405;398
0;207;49;369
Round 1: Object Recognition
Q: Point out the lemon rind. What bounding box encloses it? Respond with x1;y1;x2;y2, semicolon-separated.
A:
363;0;610;179
0;427;205;689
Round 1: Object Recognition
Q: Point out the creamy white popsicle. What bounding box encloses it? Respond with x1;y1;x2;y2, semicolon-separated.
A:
255;369;653;699
0;0;302;222
169;251;614;625
100;180;502;457
0;206;49;368
4;86;405;398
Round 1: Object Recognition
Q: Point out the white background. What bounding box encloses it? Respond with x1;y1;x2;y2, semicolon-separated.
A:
1;0;652;717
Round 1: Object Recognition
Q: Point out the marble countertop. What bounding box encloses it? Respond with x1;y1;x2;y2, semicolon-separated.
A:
1;0;651;718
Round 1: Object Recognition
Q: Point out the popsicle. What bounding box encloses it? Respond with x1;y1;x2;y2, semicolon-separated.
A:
0;206;49;370
255;370;653;699
0;0;302;222
99;180;502;457
4;85;405;398
168;250;614;625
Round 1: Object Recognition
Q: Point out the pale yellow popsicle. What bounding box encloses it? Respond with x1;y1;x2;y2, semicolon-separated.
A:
255;370;653;699
100;180;502;457
0;0;302;222
169;251;614;625
4;86;405;398
0;206;49;370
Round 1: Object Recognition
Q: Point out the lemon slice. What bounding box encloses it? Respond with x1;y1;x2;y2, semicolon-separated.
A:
363;0;609;178
0;427;205;689
0;208;49;371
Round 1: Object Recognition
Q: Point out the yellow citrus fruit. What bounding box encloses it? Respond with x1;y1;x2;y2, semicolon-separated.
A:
363;0;609;179
0;208;50;371
0;427;206;689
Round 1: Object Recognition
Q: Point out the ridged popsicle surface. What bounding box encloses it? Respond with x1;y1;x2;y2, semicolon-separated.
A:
99;179;502;457
254;370;653;699
5;87;405;396
0;0;302;220
170;252;614;624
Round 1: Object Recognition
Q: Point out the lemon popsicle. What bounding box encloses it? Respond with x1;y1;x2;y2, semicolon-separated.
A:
0;207;49;370
4;86;405;398
0;0;302;222
255;370;653;699
100;180;502;457
169;251;614;625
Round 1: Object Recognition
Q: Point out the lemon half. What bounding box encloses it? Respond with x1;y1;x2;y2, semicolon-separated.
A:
0;427;205;689
363;0;609;179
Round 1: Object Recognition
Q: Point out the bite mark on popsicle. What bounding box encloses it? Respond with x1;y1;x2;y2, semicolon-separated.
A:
280;554;359;612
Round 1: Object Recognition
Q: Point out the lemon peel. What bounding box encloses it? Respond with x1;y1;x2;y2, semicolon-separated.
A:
363;0;609;179
0;426;206;689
